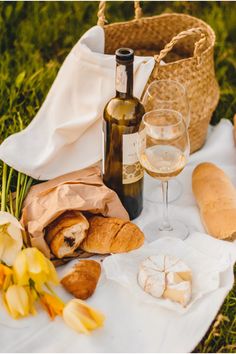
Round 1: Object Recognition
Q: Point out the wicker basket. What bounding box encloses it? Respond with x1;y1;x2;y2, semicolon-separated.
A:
97;2;220;153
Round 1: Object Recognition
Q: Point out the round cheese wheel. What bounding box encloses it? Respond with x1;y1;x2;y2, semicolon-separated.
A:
138;255;192;307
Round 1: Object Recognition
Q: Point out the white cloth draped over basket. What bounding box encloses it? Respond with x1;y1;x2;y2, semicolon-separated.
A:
0;26;155;180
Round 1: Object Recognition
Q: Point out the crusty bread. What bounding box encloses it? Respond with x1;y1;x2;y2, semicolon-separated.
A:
45;211;89;258
192;162;236;240
61;260;101;299
80;216;144;254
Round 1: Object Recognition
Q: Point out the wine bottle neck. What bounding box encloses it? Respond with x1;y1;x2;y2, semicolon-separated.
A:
115;62;133;99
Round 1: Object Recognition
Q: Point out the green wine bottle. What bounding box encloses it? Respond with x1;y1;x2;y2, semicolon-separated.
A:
103;48;145;220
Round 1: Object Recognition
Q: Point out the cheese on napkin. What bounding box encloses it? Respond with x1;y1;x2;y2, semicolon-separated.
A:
138;255;192;307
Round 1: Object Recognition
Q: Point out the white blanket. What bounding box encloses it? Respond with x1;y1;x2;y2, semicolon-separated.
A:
0;119;235;353
0;26;154;180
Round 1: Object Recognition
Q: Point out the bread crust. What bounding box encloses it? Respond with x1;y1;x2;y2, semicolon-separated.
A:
80;216;144;254
192;162;236;240
61;260;101;299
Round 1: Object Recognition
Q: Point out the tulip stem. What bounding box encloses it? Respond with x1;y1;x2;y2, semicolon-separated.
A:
19;175;27;214
1;162;33;219
6;167;13;198
15;172;21;218
19;176;33;214
9;191;14;215
15;173;33;219
1;163;8;212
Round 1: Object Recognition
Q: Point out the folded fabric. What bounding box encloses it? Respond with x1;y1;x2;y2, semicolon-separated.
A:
0;26;155;180
21;166;129;258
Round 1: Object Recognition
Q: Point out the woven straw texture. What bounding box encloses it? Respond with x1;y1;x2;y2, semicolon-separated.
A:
97;2;220;153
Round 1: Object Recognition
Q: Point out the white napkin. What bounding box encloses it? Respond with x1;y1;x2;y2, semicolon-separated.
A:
0;26;155;180
103;237;231;313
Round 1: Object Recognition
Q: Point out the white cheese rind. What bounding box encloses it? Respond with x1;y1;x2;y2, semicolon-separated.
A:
138;255;192;307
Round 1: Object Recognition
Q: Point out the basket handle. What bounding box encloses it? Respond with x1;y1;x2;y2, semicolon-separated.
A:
154;27;207;65
97;1;142;27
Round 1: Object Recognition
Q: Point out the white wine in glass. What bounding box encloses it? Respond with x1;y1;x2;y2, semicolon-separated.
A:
142;79;190;203
137;109;190;241
140;145;187;180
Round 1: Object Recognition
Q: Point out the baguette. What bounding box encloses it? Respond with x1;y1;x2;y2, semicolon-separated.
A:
192;162;236;240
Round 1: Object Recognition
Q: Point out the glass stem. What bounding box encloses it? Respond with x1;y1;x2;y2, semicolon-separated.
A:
160;180;172;231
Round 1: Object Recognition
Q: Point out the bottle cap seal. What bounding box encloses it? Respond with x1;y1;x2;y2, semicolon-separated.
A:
115;48;134;64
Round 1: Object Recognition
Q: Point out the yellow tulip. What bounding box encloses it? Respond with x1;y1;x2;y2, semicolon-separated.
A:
0;264;13;291
13;247;58;291
0;211;23;266
39;292;65;320
63;299;105;334
26;286;38;316
4;285;31;319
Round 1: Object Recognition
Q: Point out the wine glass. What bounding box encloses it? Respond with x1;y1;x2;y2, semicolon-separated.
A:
137;109;190;241
142;79;190;203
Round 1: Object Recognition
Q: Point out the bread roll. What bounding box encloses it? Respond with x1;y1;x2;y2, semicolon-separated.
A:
45;211;89;258
80;216;144;254
192;162;236;240
61;260;101;299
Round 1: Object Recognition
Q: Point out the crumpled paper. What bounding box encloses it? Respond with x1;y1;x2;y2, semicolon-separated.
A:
21;166;129;259
103;237;230;313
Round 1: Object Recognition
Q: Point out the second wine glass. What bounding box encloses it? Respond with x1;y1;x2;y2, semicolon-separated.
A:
137;109;190;242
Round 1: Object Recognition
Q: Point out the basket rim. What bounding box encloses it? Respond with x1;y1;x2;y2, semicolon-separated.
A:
103;12;216;59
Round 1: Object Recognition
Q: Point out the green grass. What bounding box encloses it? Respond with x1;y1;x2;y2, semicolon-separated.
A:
0;2;235;352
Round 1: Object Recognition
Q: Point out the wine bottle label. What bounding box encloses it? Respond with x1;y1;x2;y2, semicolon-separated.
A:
122;132;144;184
116;65;127;94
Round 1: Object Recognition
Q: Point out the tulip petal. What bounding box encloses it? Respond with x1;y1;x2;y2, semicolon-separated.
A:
24;248;44;274
13;252;28;285
0;232;16;266
0;233;6;259
0;212;23;266
4;285;30;319
0;225;23;266
63;304;89;334
45;259;59;285
40;292;64;320
87;307;105;327
7;223;23;242
62;299;105;334
75;300;105;329
0;264;12;290
25;287;37;315
0;211;24;230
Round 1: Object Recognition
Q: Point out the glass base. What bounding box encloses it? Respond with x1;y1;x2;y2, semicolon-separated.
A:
143;219;189;243
144;173;183;203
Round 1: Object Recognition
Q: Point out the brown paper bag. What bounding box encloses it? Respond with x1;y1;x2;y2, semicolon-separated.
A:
21;167;129;259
